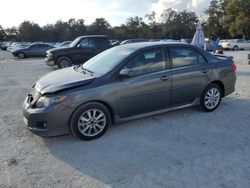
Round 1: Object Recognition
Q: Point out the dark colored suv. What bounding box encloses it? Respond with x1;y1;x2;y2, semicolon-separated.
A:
45;35;110;68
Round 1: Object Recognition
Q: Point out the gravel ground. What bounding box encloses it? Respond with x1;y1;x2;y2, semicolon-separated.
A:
0;50;250;188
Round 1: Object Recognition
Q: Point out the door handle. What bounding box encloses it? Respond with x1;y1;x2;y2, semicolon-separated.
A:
201;69;208;73
160;75;169;81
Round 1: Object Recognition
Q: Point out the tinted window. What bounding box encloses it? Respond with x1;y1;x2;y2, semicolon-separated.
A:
95;38;109;49
79;38;95;48
170;48;206;68
124;49;165;77
29;44;40;49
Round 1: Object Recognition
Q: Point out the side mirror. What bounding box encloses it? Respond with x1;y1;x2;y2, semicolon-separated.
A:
119;69;133;78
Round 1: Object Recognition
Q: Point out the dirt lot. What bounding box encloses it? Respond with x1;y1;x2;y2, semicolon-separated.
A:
0;50;250;188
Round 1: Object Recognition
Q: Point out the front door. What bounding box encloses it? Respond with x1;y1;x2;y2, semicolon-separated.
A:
117;48;172;118
74;38;96;64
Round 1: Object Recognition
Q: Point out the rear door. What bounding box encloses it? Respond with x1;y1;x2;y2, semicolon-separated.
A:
37;44;52;56
117;47;172;118
27;44;41;56
94;37;110;54
169;47;212;106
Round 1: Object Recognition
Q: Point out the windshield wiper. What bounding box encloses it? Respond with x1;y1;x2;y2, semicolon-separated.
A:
80;66;94;75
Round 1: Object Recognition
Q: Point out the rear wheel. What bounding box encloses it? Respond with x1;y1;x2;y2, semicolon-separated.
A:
17;52;25;59
57;57;72;69
70;102;111;140
233;46;238;51
200;83;222;112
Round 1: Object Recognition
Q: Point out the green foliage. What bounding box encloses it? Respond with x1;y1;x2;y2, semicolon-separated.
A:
0;25;6;41
19;21;43;42
2;1;249;42
224;0;250;38
205;0;250;39
161;9;198;39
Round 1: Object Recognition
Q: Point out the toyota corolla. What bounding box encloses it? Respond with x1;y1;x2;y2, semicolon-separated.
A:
22;42;236;140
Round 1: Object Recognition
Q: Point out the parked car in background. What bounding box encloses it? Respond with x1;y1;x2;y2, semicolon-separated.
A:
205;40;215;51
45;35;110;68
120;39;148;45
221;39;250;50
12;43;55;58
8;43;31;53
111;40;121;47
181;39;192;44
0;42;12;50
23;42;236;140
160;39;179;43
58;41;72;47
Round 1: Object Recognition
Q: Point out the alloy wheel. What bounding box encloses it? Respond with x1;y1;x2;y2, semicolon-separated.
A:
77;109;106;137
204;88;221;110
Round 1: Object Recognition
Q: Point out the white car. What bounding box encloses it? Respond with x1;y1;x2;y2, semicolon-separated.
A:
221;39;250;51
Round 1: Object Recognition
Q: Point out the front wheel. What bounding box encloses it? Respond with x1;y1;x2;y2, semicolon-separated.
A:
233;46;238;51
17;52;25;59
200;83;222;112
70;102;111;140
57;57;72;69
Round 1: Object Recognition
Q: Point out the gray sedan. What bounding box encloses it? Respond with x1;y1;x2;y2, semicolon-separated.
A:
22;42;236;140
12;43;55;58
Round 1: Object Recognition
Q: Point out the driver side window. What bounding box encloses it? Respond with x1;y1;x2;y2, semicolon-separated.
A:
79;38;95;48
124;48;165;77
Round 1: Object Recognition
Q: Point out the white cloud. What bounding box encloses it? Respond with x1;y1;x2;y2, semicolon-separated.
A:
151;0;211;20
0;0;211;28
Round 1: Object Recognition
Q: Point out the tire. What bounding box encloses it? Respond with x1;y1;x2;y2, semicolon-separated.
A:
57;57;72;69
200;83;222;112
70;102;111;140
17;52;25;59
233;46;238;51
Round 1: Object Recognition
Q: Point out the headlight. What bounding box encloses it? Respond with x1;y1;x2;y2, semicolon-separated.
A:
35;96;67;108
47;52;53;59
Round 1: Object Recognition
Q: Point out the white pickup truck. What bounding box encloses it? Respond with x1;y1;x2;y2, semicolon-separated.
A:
220;39;250;51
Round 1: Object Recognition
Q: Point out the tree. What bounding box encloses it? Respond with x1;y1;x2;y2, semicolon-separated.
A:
68;19;87;39
145;11;164;39
18;21;43;42
205;0;230;39
5;27;19;41
0;25;6;41
224;0;250;38
88;18;112;36
124;16;150;38
160;9;198;39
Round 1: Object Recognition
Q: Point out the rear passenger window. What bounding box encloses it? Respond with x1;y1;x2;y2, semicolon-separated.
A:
170;48;207;68
95;38;109;49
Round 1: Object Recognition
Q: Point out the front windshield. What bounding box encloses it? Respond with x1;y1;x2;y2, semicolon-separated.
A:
69;37;81;47
82;47;135;75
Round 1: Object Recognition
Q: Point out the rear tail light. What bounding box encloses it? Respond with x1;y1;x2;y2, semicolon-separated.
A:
231;64;237;72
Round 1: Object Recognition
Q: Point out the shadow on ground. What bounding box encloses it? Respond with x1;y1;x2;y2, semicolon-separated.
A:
43;96;250;187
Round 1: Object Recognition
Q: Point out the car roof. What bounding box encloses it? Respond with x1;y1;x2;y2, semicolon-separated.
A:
79;35;108;38
119;42;195;50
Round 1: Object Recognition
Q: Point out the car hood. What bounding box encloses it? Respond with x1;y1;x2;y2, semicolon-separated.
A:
35;67;95;94
47;46;72;53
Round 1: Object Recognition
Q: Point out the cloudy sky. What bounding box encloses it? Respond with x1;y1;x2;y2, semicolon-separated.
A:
0;0;212;28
